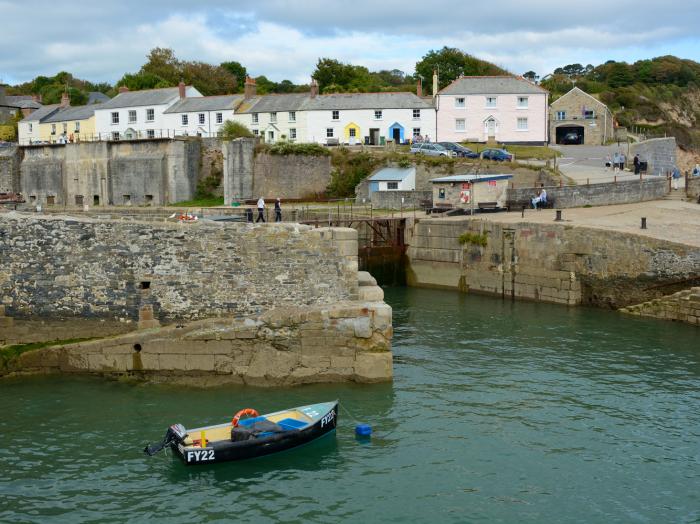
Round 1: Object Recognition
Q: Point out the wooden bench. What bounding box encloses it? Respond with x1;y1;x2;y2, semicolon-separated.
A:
477;201;499;211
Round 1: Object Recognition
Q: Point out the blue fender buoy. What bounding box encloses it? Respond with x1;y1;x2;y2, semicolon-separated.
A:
355;424;372;437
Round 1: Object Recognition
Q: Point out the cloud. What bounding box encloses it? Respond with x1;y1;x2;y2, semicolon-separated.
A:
1;0;699;85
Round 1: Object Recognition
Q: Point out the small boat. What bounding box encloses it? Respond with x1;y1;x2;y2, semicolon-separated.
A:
145;401;338;465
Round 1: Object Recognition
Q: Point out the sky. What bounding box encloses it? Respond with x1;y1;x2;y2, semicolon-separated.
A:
2;0;699;86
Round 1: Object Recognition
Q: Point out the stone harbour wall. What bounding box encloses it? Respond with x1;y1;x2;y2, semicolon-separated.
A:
0;145;20;193
370;190;432;210
406;217;700;309
6;298;393;386
0;212;359;322
631;137;677;176
253;152;331;200
620;287;700;326
687;176;700;201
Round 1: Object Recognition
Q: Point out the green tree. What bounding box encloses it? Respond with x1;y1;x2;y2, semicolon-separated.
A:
220;61;247;91
523;70;538;81
219;120;253;140
415;47;507;94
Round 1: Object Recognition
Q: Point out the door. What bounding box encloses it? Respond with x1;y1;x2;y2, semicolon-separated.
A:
392;128;401;143
370;128;380;145
487;118;496;138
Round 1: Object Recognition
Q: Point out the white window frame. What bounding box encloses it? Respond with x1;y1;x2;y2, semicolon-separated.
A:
268;130;274;141
517;117;528;131
374;110;383;120
112;131;120;141
146;108;155;122
62;123;68;133
289;128;297;140
146;129;155;139
349;128;356;138
128;110;137;124
270;112;277;123
198;113;205;125
556;111;566;120
517;97;528;109
252;113;259;124
387;181;399;190
455;119;466;131
412;109;421;119
289;111;296;122
111;112;119;125
28;123;33;133
326;128;334;138
332;110;339;120
253;129;259;136
584;110;595;119
75;122;80;132
51;124;56;135
181;114;188;126
455;97;465;108
412;127;420;137
216;113;223;124
486;97;497;108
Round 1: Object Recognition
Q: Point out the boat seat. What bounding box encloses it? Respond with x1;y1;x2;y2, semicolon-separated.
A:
277;418;308;430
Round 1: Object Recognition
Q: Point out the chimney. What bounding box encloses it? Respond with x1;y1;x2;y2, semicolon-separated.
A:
32;94;43;103
178;81;186;99
244;76;257;99
60;92;70;108
432;70;439;98
310;78;319;98
118;86;129;93
416;78;422;98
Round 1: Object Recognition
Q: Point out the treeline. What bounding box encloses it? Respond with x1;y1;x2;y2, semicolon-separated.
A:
4;46;508;104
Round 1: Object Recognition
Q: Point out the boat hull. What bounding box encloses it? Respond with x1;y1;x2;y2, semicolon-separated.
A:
171;401;338;466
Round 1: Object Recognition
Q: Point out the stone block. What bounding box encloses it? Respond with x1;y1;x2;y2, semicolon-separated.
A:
358;286;384;302
352;316;372;339
354;352;393;382
357;271;378;287
186;354;217;372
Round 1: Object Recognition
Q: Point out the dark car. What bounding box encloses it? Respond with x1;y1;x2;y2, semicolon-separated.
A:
562;132;582;145
481;148;513;162
438;142;479;158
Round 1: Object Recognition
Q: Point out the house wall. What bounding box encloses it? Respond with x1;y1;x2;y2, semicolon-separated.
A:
235;109;308;143
432;179;511;208
39;115;97;143
18;121;43;145
163;109;237;138
436;93;548;143
306;108;436;145
549;89;613;145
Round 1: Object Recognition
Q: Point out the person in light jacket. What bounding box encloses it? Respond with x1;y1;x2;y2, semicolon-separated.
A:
671;166;681;190
256;197;266;222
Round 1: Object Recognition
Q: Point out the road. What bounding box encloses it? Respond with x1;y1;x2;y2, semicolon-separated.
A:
552;143;645;184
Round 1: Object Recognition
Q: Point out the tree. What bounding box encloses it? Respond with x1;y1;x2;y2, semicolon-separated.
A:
523;70;538;81
220;61;247;91
415;47;507;94
181;61;236;95
219;120;253;140
116;72;169;91
140;47;181;84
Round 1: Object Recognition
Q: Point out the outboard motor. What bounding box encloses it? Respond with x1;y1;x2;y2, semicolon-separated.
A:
144;423;188;456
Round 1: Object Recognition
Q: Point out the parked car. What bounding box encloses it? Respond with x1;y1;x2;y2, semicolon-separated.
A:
410;143;454;157
437;142;479;158
561;132;582;145
481;148;513;162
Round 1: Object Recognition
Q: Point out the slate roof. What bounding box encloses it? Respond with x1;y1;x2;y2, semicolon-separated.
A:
20;104;60;122
430;174;513;183
237;92;433;114
87;92;110;104
43;104;101;123
368;167;415;182
439;76;547;95
163;95;245;114
96;87;184;109
5;96;41;110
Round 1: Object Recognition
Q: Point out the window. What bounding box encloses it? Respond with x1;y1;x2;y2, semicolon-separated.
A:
28;123;32;133
62;123;67;133
517;117;528;130
584;110;595;119
146;108;154;122
556;111;566;120
216;113;223;124
252;113;259;124
332;110;339;120
289;128;297;140
387;182;399;190
268;130;274;141
253;129;259;136
270;112;277;123
51;124;56;135
75;122;80;133
349;128;356;137
374;110;382;120
455;97;465;108
412;127;421;137
146;129;155;139
289;111;296;122
438;188;446;199
198;113;205;125
486;97;497;108
181;114;188;126
413;109;421;119
517;97;529;108
112;132;120;141
128;110;136;123
111;112;119;124
326;128;334;138
455;119;466;131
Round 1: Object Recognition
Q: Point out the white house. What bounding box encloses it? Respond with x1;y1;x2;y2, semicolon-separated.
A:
436;75;548;144
94;83;202;140
162;94;245;137
367;167;416;193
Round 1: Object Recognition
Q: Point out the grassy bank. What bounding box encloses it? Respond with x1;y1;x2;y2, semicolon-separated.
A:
1;338;94;371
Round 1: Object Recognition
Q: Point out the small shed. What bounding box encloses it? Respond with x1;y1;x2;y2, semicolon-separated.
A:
430;174;513;210
367;167;416;193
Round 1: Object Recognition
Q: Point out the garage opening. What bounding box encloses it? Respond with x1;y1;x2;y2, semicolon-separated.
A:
556;125;584;145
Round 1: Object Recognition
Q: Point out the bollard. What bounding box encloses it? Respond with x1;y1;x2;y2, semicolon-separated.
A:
641;217;647;229
522;205;526;218
555;209;562;222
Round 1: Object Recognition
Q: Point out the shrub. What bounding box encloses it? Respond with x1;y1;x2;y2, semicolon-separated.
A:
219;120;253;140
267;142;330;156
458;231;488;247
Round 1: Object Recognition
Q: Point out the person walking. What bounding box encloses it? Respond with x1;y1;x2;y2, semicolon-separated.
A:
692;164;700;177
633;154;640;175
256;196;266;222
619;152;626;172
274;198;282;222
613;152;620;173
671;166;681;190
605;154;612;171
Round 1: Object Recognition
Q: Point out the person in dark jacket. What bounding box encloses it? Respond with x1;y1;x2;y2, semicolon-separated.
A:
633;154;640;175
274;198;282;222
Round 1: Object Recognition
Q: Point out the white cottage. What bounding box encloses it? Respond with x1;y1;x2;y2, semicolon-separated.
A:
94;83;202;140
367;167;416;193
163;95;245;137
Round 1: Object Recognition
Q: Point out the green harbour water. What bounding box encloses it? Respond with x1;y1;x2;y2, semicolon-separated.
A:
1;287;699;523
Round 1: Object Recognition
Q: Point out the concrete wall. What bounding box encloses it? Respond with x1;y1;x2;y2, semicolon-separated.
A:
0;145;20;193
406;217;700;309
19;139;200;206
0;213;359;322
631;137;677;176
370;190;432;210
223;138;255;204
506;178;668;209
621;287;700;326
687;176;700;201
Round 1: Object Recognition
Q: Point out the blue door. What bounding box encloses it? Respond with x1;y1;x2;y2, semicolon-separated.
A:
369;181;379;194
388;123;404;144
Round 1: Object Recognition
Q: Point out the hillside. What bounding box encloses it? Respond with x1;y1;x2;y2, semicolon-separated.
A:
541;56;700;151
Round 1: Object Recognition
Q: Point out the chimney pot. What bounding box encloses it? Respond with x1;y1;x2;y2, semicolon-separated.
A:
118;86;129;93
178;81;186;99
416;78;422;98
60;92;70;108
244;76;257;99
432;70;439;98
310;78;319;98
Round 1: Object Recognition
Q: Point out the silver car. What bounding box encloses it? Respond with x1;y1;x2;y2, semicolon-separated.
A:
410;143;453;157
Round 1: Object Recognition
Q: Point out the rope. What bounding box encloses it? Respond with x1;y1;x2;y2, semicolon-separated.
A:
339;401;398;441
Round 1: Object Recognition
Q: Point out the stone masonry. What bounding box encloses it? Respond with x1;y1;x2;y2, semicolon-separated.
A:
631;137;677;177
0;145;20;193
620;287;700;326
549;87;614;145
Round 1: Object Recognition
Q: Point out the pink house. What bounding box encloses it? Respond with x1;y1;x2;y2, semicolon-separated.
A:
436;76;549;144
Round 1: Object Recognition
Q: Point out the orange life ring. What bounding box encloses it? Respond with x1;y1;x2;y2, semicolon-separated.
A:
232;408;259;427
